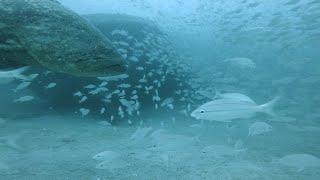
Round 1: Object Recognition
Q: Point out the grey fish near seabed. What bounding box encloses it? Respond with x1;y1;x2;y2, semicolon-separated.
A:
191;95;279;122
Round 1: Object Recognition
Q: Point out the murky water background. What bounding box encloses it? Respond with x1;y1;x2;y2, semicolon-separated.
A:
1;0;320;179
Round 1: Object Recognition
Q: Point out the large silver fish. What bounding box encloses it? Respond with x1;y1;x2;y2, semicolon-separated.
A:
191;96;279;122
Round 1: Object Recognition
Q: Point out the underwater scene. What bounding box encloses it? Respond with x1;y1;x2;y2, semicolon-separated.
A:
0;0;320;179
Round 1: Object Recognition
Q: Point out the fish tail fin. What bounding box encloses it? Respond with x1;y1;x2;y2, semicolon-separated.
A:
26;74;39;81
259;96;280;117
12;66;30;75
10;66;30;81
15;75;28;81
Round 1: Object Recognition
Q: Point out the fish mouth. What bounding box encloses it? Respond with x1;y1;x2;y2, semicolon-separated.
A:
108;63;128;74
190;111;202;120
63;63;128;77
77;59;128;77
190;111;197;118
100;54;128;76
90;63;128;77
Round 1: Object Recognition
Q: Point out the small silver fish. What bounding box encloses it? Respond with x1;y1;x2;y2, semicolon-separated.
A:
73;91;83;97
118;106;124;118
14;81;31;92
118;83;131;88
278;154;320;172
84;84;96;89
79;108;90;117
46;82;57;89
99;81;108;87
100;107;106;114
14;96;34;103
128;56;139;62
79;96;87;103
89;87;108;95
161;97;174;107
139;75;147;83
136;67;144;71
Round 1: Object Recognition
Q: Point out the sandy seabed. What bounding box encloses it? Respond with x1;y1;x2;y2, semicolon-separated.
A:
0;112;319;180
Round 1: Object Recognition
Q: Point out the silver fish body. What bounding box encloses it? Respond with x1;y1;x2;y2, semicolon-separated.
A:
191;96;278;122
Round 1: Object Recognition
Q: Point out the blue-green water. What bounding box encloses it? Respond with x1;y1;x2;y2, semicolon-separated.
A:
0;0;320;179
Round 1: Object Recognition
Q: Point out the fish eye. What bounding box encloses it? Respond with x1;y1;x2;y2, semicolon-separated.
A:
200;110;205;113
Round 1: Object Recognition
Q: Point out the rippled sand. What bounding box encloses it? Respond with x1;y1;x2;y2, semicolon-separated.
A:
0;112;319;180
